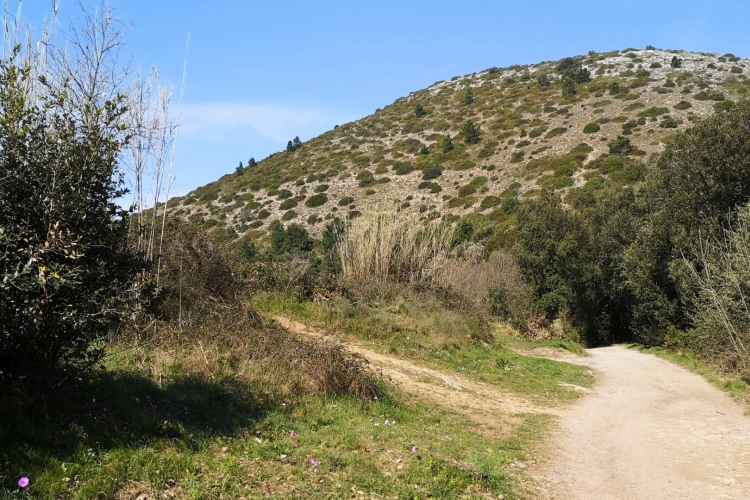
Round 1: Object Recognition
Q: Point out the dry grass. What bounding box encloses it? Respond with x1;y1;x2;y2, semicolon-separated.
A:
433;246;533;316
337;211;455;292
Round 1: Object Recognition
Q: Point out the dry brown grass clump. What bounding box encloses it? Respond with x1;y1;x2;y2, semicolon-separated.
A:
432;246;533;319
120;307;381;401
336;211;455;292
124;220;381;401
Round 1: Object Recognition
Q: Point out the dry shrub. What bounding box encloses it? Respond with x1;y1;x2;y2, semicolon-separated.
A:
683;203;750;376
337;211;455;293
125;220;381;401
432;246;533;321
123;304;381;401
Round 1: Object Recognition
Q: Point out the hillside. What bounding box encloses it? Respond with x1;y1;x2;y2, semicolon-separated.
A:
170;48;750;240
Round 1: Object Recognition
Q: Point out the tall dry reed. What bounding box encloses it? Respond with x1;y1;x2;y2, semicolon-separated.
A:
337;211;456;290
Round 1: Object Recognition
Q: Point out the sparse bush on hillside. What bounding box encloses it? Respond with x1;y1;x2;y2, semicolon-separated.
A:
670;56;683;68
608;135;632;155
462;120;481;144
583;122;600;133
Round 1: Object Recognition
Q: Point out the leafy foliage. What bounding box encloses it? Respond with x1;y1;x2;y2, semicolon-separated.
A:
0;55;140;383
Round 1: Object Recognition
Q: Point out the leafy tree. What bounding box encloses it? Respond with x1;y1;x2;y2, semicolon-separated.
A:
286;140;294;152
0;53;141;383
461;120;481;144
557;57;590;83
626;101;750;343
293;136;302;148
270;221;313;255
247;157;257;168
235;161;245;174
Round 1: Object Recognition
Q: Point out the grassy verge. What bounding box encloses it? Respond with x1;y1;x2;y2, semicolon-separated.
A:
629;344;750;407
253;291;594;404
1;342;547;499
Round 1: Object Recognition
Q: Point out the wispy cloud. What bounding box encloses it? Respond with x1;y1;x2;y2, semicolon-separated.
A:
175;102;349;144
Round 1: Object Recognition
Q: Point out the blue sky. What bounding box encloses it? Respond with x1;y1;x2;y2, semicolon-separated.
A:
22;1;750;197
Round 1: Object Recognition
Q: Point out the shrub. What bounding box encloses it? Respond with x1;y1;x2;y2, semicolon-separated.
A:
418;181;442;193
393;162;415;175
683;203;750;374
305;193;328;208
608;135;632;155
356;170;375;187
557;57;591;83
415;103;427;117
440;135;454;153
0;54;141;384
461;120;482;144
282;210;298;221
583;122;600;133
338;196;354;206
561;78;577;97
271;221;313;255
314;184;329;193
674;100;692;110
279;198;298;210
422;165;443;180
670;56;682;68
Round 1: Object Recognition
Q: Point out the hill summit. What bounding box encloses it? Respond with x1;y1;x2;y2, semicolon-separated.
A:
169;48;750;241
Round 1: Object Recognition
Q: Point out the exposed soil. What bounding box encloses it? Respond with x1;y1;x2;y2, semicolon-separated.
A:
535;345;750;500
277;317;750;499
274;316;557;438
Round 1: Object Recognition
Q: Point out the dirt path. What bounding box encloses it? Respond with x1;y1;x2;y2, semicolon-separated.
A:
274;316;557;437
536;345;750;500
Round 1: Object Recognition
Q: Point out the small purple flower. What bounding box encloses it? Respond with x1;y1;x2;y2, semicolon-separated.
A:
410;446;417;454
308;457;320;469
17;476;30;490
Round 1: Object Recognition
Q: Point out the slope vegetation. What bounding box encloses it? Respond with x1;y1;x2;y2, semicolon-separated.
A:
170;48;750;241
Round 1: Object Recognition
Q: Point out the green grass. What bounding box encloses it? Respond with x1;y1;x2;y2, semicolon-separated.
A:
629;345;750;407
1;347;546;498
254;291;594;403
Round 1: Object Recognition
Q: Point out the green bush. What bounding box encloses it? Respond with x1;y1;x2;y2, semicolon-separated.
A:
0;55;141;383
393;162;415;175
461;120;481;144
279;198;298;210
422;165;443;180
338;196;354;206
583;122;600;133
305;193;328;208
608;136;632;156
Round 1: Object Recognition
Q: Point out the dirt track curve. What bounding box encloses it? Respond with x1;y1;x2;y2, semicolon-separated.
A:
276;317;750;499
536;345;750;500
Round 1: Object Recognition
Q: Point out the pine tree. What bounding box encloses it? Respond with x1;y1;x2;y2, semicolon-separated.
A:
235;161;244;174
247;157;256;168
286;140;294;152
